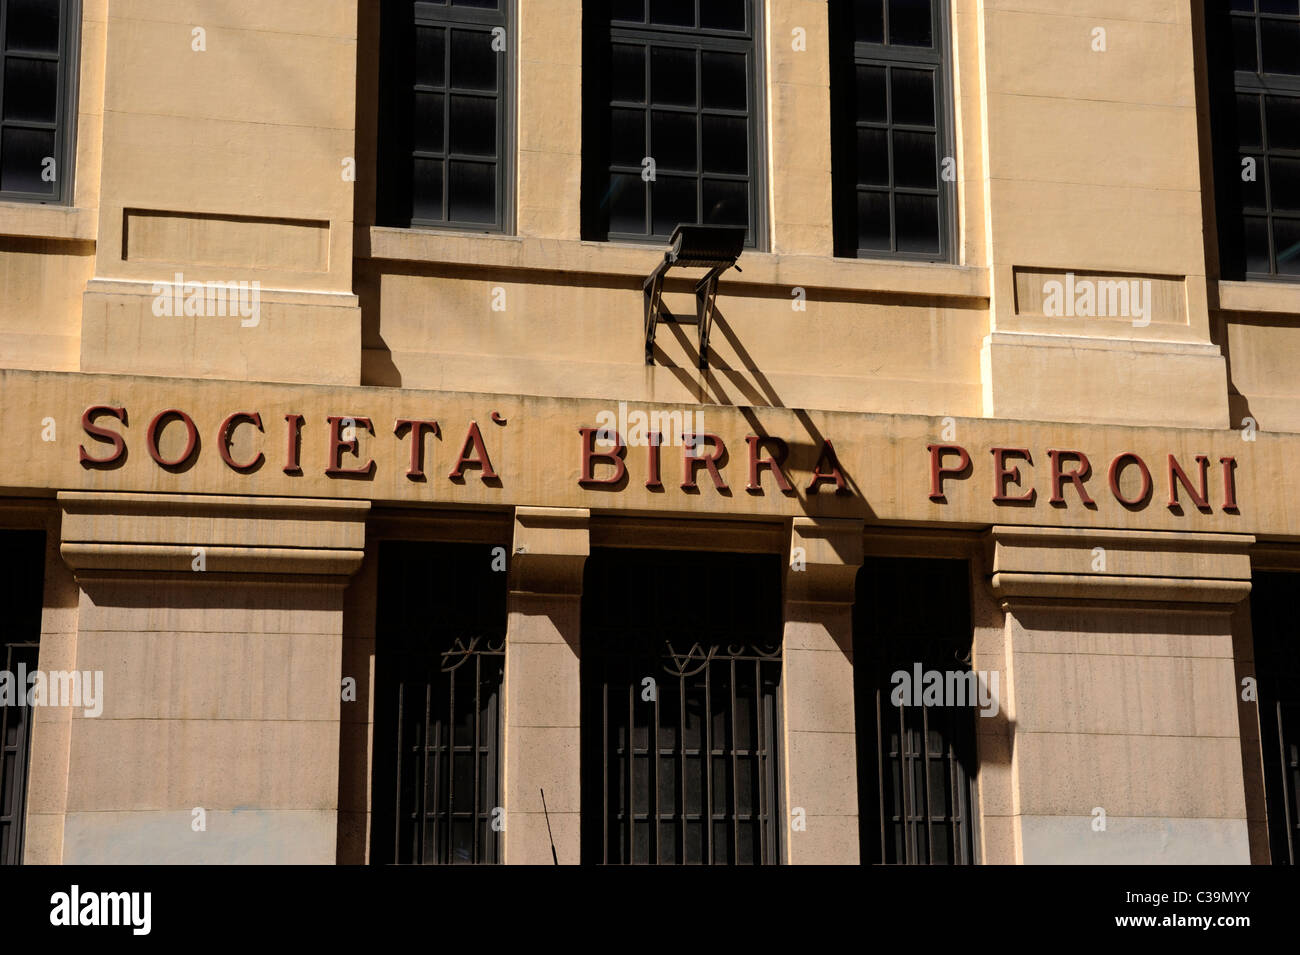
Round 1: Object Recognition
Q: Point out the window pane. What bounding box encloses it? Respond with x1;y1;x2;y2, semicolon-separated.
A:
895;192;940;253
611;0;645;22
857;64;887;123
652;175;697;234
702;114;747;174
611;108;647;166
702;178;747;226
892;68;935;126
700;0;746;32
1245;215;1271;273
649;0;695;27
449;28;497;91
3;57;58;123
415;26;446;87
1261;18;1300;74
5;0;61;54
1266;95;1300;149
449;95;496;156
1276;218;1300;275
609;172;646;233
1237;94;1263;148
0;126;55;194
448;160;495;222
1261;0;1300;14
893;129;937;188
414;91;445;152
701;51;747;110
1271;157;1300;212
889;0;933;47
857;190;891;250
1232;16;1258;73
651;46;697;106
651;110;697;171
611;44;646;103
1242;154;1267;210
857;127;889;185
855;0;885;44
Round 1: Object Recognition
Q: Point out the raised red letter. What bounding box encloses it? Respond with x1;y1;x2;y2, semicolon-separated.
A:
579;427;626;486
807;440;848;494
79;406;127;468
147;409;199;469
927;444;970;502
218;412;264;473
1047;449;1095;506
395;419;440;479
326;416;375;477
746;436;793;493
1108;452;1152;507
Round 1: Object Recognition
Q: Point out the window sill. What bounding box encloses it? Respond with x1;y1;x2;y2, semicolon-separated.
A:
1218;279;1300;316
0;201;95;243
363;226;989;300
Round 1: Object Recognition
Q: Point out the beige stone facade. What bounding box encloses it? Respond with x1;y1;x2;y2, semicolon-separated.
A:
0;0;1296;865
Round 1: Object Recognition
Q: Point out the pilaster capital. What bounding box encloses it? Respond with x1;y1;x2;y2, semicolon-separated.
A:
786;517;865;605
509;506;590;597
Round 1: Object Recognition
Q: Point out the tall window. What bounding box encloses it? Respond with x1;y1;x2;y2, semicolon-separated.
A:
1;531;45;866
1248;572;1300;864
377;0;511;231
1207;1;1300;279
854;556;978;865
581;549;783;865
370;541;507;865
829;0;954;260
581;0;764;247
0;0;78;203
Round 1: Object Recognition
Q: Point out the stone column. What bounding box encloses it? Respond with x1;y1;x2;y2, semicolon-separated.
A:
502;506;588;864
42;491;366;864
984;525;1254;864
781;516;864;864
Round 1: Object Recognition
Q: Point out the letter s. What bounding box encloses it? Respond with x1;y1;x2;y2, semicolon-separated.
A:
80;406;128;468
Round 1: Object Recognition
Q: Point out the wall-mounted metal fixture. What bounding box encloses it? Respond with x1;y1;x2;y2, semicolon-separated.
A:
643;224;745;369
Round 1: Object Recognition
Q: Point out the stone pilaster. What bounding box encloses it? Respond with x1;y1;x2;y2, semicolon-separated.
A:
782;516;864;864
34;491;366;864
502;506;588;864
983;525;1254;864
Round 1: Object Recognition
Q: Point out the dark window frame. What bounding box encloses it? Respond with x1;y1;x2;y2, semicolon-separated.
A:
0;0;81;205
853;555;980;865
1248;571;1300;864
0;530;46;867
1207;1;1300;281
581;0;770;250
377;0;516;234
829;0;957;262
369;540;508;866
580;548;784;865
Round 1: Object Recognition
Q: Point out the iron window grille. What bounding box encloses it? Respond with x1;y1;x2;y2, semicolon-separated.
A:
370;541;507;865
581;0;766;248
377;0;512;232
854;556;979;864
1248;571;1300;864
0;0;79;203
1207;1;1300;280
581;549;783;864
829;0;955;261
0;530;46;866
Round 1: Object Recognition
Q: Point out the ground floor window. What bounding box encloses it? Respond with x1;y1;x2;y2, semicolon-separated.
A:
0;530;45;866
581;548;783;864
854;556;978;864
1249;571;1300;865
370;541;507;865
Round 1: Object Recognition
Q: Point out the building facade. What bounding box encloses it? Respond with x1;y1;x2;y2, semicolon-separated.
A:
0;0;1297;865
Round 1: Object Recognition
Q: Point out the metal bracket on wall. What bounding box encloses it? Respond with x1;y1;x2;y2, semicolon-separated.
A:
642;224;745;370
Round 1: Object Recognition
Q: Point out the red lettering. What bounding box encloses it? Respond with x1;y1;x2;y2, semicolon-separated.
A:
807;440;848;494
218;412;264;473
283;414;304;475
991;448;1035;504
448;421;498;481
1108;452;1152;507
927;444;970;502
746;436;793;493
394;419;440;480
646;432;663;490
682;433;729;492
326;416;375;477
146;409;198;469
579;427;626;486
1221;456;1239;511
1047;449;1095;506
1166;454;1210;510
79;406;127;468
